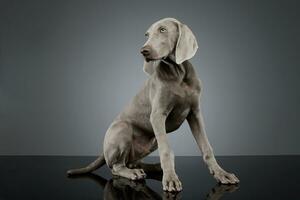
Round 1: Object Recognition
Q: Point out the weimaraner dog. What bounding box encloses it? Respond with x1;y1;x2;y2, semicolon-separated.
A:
67;18;239;192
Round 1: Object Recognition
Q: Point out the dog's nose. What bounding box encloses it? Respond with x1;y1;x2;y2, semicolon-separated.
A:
140;46;151;56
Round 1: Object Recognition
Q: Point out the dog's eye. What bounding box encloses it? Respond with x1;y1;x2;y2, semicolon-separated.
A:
159;27;167;33
145;32;149;37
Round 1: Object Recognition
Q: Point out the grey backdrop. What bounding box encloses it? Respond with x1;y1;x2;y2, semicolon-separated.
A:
0;0;299;156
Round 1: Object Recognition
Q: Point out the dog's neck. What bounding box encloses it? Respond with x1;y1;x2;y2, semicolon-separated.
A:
155;57;186;82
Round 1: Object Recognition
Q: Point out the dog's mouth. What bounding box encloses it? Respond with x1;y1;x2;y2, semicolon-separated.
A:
143;54;156;62
145;57;153;62
144;56;167;62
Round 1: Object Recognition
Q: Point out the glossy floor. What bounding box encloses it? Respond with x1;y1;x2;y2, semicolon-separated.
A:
0;156;299;199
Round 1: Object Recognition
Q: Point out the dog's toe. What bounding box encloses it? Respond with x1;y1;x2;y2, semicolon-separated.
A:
163;173;182;192
132;169;146;180
212;168;240;185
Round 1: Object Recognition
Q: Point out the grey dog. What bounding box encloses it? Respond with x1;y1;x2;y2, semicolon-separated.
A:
67;18;239;192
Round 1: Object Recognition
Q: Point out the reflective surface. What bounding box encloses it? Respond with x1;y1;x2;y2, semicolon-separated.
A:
0;156;299;199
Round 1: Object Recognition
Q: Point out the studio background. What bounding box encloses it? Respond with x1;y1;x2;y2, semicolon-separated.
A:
0;0;299;156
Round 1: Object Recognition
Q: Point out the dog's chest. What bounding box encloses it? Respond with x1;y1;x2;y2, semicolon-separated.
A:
171;81;199;103
165;105;190;133
164;83;198;132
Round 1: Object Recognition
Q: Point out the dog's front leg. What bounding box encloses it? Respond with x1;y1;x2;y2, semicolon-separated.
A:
187;107;240;184
150;109;182;192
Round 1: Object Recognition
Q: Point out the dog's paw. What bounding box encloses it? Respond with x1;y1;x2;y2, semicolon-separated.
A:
209;167;240;184
162;172;182;192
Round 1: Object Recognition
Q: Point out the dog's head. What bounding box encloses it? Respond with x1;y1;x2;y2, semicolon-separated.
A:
141;18;198;65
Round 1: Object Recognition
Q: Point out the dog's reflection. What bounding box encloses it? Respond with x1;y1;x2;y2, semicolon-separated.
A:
69;172;238;200
205;184;239;200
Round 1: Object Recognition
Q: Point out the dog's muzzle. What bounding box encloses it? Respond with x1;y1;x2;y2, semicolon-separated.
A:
140;46;151;56
140;46;163;62
140;45;153;62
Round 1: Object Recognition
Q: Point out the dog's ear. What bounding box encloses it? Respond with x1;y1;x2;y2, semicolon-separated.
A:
175;23;198;64
143;60;155;76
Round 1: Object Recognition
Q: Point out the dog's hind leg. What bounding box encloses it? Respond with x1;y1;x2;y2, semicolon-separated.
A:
104;121;146;180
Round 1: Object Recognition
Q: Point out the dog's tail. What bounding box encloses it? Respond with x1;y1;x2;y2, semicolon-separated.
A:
67;153;106;176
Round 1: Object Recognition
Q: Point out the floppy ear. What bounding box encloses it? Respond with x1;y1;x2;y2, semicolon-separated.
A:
175;23;198;64
143;60;155;76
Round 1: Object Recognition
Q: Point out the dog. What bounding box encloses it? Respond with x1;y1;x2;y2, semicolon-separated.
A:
67;18;239;192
